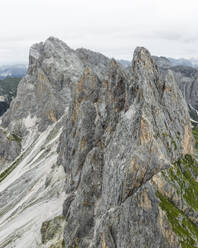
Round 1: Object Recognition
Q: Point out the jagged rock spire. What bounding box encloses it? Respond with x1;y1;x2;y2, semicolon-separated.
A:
58;45;193;247
0;38;195;248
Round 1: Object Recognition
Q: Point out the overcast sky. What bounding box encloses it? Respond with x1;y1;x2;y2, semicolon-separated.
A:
0;0;197;64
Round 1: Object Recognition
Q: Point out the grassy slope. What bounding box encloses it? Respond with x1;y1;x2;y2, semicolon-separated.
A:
156;127;198;248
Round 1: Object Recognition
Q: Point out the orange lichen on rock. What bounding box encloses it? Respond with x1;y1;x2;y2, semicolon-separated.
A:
183;123;194;155
48;111;57;123
140;117;152;144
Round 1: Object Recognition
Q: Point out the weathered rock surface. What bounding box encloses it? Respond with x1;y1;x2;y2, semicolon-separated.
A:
0;37;197;248
58;46;194;247
153;56;198;123
0;37;110;164
0;37;110;247
2;37;83;133
0;129;21;162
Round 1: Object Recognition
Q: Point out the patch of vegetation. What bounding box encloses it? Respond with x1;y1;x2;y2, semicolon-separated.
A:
157;155;198;247
171;139;177;150
0;137;37;183
41;216;65;244
169;155;198;210
0;77;21;116
0;153;23;183
192;126;198;153
157;190;198;248
7;133;22;144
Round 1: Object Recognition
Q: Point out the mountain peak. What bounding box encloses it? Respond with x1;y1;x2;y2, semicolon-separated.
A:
0;38;196;248
45;36;72;51
133;46;157;70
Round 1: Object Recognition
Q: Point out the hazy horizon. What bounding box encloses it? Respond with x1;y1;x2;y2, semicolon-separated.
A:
1;0;198;64
1;35;198;66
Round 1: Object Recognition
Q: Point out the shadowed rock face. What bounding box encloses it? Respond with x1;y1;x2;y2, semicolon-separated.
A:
0;38;196;248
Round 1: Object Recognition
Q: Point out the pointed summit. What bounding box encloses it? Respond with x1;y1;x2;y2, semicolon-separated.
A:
132;46;159;79
0;38;195;248
44;36;72;52
130;46;164;105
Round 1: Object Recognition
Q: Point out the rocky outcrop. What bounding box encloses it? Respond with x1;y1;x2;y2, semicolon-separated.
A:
153;56;198;123
58;46;194;247
0;129;21;162
0;37;110;248
76;48;109;80
0;37;196;248
0;37;110;163
2;37;83;133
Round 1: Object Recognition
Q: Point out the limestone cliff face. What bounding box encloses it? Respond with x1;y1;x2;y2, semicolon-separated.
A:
0;38;196;248
58;47;194;247
2;37;84;133
0;37;110;162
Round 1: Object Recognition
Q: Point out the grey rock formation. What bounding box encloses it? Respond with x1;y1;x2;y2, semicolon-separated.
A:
58;46;193;247
76;48;109;80
0;37;110;163
2;38;110;132
2;37;84;133
0;37;196;248
0;129;21;161
154;56;198;122
0;37;110;247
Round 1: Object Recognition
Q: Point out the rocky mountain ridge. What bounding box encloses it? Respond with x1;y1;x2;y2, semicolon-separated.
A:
119;56;198;124
0;37;197;248
153;56;198;123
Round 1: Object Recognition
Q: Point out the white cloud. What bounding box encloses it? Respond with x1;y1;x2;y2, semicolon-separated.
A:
0;0;197;64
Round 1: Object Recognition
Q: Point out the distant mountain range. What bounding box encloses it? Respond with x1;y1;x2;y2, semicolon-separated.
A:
1;57;198;80
118;56;198;124
118;56;198;69
0;64;27;80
